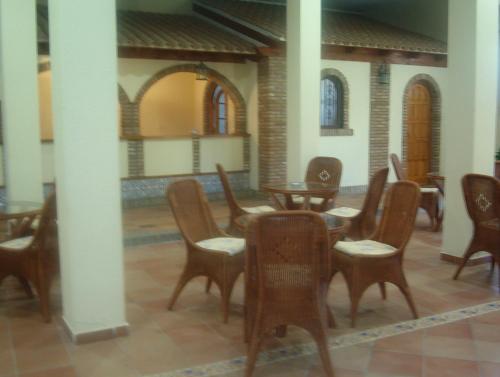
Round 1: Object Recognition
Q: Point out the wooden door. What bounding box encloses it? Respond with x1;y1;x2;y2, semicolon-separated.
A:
407;83;431;184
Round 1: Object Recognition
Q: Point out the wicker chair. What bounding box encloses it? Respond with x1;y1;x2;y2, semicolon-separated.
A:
244;211;334;377
390;153;440;231
166;179;245;323
453;174;500;285
288;156;342;212
0;193;58;322
331;181;420;327
216;163;274;236
325;167;389;240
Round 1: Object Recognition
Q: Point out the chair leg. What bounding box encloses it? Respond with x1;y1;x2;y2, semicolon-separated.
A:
378;282;387;300
245;334;262;377
205;278;212;293
453;241;480;281
167;269;195;311
394;277;418;319
34;274;52;323
17;276;34;298
349;284;363;328
311;325;334;377
220;273;239;323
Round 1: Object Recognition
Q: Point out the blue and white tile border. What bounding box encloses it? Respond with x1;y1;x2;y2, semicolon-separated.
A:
144;300;500;377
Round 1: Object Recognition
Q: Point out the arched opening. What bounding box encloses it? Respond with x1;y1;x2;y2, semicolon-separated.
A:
402;75;441;183
135;64;247;135
139;72;236;137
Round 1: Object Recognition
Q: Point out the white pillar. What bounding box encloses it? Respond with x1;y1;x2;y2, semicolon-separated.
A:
442;0;498;258
49;0;127;338
0;0;43;202
286;0;321;181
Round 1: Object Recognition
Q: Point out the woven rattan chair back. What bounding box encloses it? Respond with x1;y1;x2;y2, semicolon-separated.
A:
249;212;329;320
373;180;420;250
305;156;342;186
217;163;241;217
462;174;499;225
167;179;219;243
245;211;334;376
390;153;407;181
353;167;389;239
32;193;58;258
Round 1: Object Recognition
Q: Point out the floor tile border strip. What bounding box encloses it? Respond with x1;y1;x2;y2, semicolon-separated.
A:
144;300;500;377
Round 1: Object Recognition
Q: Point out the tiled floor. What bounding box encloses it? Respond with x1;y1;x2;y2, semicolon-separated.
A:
0;193;499;377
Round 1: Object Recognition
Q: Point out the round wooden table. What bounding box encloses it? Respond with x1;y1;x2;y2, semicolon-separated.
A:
0;201;42;239
235;212;349;248
262;182;339;210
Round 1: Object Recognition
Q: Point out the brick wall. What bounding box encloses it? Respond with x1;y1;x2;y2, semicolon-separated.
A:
369;63;391;177
258;55;287;188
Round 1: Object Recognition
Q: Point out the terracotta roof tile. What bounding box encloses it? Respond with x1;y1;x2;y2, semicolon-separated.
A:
195;0;447;54
36;6;257;55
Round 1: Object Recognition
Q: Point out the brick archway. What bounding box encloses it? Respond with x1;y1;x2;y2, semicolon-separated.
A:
402;74;441;174
135;64;247;134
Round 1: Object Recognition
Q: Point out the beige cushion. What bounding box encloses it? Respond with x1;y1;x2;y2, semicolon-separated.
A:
0;236;34;250
242;205;276;214
30;217;40;230
292;195;325;205
196;237;245;256
335;240;396;256
325;207;361;218
420;187;439;193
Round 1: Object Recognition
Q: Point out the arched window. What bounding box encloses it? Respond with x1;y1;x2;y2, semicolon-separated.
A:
209;85;227;134
320;76;343;129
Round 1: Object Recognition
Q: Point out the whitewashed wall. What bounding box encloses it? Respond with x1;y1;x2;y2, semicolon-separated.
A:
319;60;371;187
200;137;244;173
143;138;192;176
389;64;448;181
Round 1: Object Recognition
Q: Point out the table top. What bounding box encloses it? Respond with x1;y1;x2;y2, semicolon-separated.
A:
0;201;43;217
262;182;339;196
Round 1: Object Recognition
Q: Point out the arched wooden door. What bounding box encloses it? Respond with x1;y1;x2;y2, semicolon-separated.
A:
407;83;431;184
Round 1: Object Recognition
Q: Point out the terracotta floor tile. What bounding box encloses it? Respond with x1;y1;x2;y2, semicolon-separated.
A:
424;356;480;377
470;311;500;326
330;344;373;371
469;322;500;342
422;336;477;360
368;350;422;377
18;366;78;377
480;361;500;377
373;330;423;355
474;340;500;363
425;320;472;339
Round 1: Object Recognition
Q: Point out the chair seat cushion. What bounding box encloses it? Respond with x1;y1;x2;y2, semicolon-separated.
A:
292;195;325;205
325;207;361;218
335;240;396;256
242;205;276;214
420;187;439;193
0;236;34;251
196;237;245;255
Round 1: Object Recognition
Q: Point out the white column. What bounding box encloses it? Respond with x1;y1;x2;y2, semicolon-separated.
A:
0;0;43;202
442;0;498;258
286;0;321;181
49;0;127;337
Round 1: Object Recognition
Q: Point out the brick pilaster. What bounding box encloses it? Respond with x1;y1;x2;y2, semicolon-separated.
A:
258;55;287;188
369;63;391;177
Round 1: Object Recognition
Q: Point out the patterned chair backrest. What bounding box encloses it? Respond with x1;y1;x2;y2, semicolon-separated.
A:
305;157;342;186
246;211;329;317
167;179;220;243
32;192;58;259
462;174;499;224
358;167;389;235
216;163;241;217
